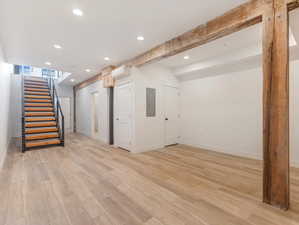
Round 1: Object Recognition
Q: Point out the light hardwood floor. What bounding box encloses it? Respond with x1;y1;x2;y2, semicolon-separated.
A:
1;133;299;225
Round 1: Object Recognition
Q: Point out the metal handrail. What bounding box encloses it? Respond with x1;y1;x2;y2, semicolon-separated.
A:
48;78;65;146
21;74;25;152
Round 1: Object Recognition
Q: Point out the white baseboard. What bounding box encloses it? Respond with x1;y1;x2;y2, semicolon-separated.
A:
179;141;299;168
0;143;9;170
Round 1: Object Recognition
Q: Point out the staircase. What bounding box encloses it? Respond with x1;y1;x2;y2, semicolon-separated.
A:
21;76;65;152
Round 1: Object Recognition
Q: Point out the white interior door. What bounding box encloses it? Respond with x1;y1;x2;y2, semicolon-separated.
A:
98;90;108;142
115;83;132;150
164;85;179;146
59;97;71;132
91;92;100;139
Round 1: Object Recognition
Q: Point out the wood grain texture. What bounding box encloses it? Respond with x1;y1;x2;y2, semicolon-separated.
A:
287;0;299;10
74;0;299;91
25;127;58;134
25;133;59;141
25;117;55;122
24;99;52;103
25;122;57;128
25;112;55;117
124;0;266;67
24;95;51;99
25;139;60;148
25;107;54;112
1;134;299;225
75;66;116;91
102;75;115;88
262;0;290;210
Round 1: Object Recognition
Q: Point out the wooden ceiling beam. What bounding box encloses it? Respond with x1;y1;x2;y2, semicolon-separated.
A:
75;0;299;89
124;0;267;67
287;0;299;10
74;66;116;91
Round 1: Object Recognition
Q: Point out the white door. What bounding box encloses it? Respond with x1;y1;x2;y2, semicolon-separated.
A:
91;92;100;139
115;83;132;150
164;85;179;146
98;90;108;142
59;97;71;132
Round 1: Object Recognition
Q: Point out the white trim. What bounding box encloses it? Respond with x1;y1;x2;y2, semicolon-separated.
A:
163;85;180;147
114;82;134;151
180;143;299;169
0;142;9;170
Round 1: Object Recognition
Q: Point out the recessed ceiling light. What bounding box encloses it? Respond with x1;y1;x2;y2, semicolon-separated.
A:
104;57;110;61
45;62;52;66
137;36;145;41
73;8;83;16
184;55;190;60
53;44;62;49
70;79;75;82
85;69;91;72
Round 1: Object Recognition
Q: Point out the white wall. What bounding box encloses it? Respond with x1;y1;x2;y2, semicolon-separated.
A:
0;43;12;169
76;80;109;143
9;77;73;137
56;83;74;132
114;64;179;153
179;59;299;167
134;64;179;152
180;67;263;159
290;60;299;167
10;75;21;137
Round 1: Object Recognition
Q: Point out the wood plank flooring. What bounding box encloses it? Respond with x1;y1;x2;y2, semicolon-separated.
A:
1;133;299;225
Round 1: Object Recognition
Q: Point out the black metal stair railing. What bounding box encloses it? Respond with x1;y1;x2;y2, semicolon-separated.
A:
21;74;26;152
21;75;65;152
48;78;65;146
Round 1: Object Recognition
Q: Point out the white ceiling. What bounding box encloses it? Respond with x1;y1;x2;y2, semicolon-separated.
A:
0;0;248;85
157;9;299;81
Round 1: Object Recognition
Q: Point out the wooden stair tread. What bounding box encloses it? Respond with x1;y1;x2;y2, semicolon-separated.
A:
24;84;48;88
25;139;60;148
24;103;53;107
22;77;63;151
25;117;55;122
25;122;57;128
25;99;52;103
24;91;50;96
25;112;55;117
25;88;49;92
25;133;59;141
25;79;47;83
25;107;54;112
25;127;58;134
25;95;51;99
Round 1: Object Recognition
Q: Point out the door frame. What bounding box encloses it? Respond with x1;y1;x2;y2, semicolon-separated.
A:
163;84;180;147
114;81;134;151
59;97;72;132
90;91;100;139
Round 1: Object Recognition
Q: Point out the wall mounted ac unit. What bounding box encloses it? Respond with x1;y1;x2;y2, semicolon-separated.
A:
111;65;130;79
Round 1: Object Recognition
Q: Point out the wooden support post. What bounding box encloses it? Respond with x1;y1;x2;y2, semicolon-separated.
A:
263;0;290;210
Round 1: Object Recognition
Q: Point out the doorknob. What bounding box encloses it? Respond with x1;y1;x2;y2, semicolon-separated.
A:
116;118;119;120
165;118;168;121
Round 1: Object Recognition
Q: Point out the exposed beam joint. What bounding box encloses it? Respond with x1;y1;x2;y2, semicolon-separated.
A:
125;0;268;67
74;66;116;91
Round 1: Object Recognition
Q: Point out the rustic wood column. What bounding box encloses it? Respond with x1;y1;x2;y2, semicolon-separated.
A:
263;0;290;210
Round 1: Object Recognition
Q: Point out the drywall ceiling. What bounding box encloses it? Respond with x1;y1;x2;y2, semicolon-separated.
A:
158;9;299;81
0;0;247;85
